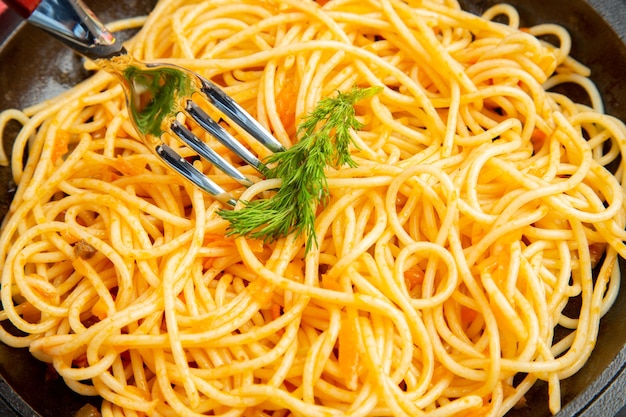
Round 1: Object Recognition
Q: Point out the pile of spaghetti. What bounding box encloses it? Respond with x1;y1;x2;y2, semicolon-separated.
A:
1;0;626;416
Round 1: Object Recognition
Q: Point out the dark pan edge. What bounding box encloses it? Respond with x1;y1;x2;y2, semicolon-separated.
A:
586;0;626;43
558;2;626;415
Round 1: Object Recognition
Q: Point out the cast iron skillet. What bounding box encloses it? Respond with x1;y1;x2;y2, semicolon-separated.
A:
0;0;625;416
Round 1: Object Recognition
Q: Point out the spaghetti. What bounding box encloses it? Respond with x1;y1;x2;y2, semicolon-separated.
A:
1;0;626;416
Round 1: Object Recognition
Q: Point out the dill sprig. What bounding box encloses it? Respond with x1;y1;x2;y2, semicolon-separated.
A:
218;85;382;252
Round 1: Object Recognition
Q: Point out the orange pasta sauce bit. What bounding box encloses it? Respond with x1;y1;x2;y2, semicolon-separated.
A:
52;130;70;163
339;315;360;390
404;265;424;297
275;80;298;136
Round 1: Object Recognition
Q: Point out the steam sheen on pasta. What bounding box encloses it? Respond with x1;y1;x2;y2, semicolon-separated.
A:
1;0;626;416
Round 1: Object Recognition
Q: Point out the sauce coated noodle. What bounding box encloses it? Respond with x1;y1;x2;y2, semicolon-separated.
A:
1;0;625;416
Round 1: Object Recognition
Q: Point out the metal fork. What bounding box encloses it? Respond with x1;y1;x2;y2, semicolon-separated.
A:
5;0;285;206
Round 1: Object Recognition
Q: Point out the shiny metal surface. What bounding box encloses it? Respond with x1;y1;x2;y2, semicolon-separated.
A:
28;0;124;60
198;76;286;154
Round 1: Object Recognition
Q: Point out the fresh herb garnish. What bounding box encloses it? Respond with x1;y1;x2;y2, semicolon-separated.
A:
218;86;382;252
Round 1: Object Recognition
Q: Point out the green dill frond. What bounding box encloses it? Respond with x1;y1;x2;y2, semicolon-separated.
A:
218;85;383;252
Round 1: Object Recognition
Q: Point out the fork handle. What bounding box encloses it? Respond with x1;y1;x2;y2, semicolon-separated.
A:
3;0;41;18
4;0;125;60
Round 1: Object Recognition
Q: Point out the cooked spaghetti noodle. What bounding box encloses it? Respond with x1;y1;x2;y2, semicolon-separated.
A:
1;0;626;416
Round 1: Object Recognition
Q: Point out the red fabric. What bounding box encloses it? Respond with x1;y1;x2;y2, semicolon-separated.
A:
1;0;42;18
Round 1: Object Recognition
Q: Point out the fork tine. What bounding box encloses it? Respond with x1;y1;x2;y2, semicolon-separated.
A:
195;77;286;154
170;119;253;187
156;144;236;206
184;100;269;175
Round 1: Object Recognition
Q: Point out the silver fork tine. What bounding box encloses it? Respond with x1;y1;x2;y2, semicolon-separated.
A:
163;78;286;205
195;77;286;154
156;144;237;206
164;79;285;206
170;119;253;187
183;100;269;175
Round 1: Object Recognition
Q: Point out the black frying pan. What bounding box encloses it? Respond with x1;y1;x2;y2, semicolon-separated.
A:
0;0;625;416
